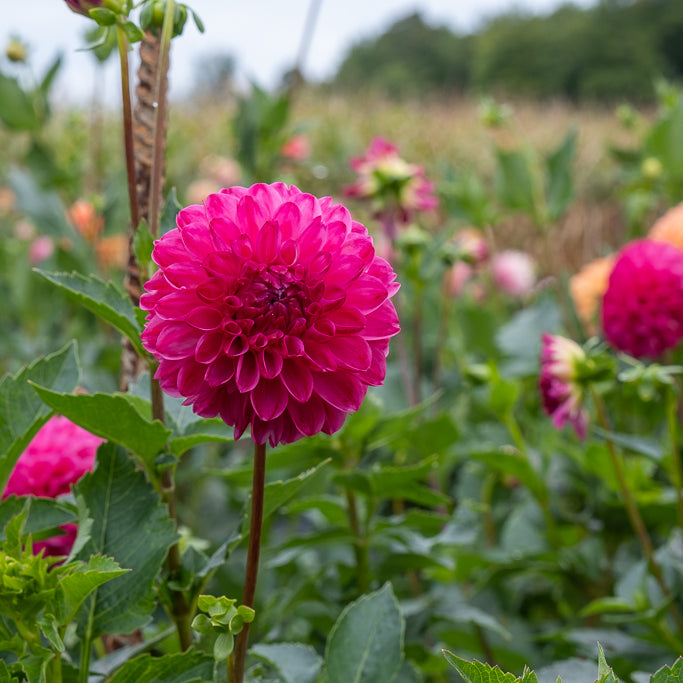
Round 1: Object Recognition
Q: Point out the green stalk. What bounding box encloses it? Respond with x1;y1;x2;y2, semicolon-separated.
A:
345;487;370;594
666;385;683;532
593;390;683;638
229;442;267;683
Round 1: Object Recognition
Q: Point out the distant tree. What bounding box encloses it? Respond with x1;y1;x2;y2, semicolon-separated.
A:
333;13;472;98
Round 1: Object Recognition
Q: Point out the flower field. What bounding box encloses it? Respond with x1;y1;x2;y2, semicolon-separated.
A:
4;3;683;683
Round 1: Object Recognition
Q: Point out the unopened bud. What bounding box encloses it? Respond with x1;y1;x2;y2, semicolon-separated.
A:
6;37;27;63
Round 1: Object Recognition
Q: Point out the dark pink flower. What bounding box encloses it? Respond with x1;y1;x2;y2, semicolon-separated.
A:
3;416;103;556
602;239;683;358
140;183;400;447
343;137;438;224
64;0;102;17
539;334;588;439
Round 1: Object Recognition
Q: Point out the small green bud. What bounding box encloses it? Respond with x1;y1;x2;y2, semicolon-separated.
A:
5;37;27;63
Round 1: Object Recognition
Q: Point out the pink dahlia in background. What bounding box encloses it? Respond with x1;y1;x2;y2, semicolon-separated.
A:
280;134;311;162
491;250;536;298
28;235;55;265
539;334;589;439
452;227;489;265
344;137;438;227
141;182;400;447
3;416;103;556
602;239;683;359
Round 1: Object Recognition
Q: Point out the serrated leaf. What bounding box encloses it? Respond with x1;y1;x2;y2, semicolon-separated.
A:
251;642;323;683
34;270;145;357
105;651;214;683
73;443;177;636
650;657;683;683
325;583;404;683
597;643;619;683
28;388;171;466
0;342;80;493
0;496;75;542
56;555;128;624
442;650;521;683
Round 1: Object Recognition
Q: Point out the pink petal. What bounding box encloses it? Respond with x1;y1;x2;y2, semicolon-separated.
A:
186;306;224;330
155;322;200;360
251;378;288;420
281;358;314;402
255;220;281;263
195;330;225;363
288;395;326;436
235;352;260;392
313;372;365;412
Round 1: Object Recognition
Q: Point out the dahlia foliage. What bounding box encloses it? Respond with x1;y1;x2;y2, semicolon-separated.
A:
141;182;400;447
2;416;103;556
602;239;683;359
538;333;589;439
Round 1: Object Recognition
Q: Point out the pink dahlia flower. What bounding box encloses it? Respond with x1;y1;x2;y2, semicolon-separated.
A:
28;235;55;265
539;334;588;439
491;250;536;298
3;416;103;556
280;134;311;162
140;183;400;447
602;239;683;359
344;137;438;224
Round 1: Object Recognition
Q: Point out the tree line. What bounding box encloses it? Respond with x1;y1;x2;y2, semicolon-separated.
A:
331;0;683;102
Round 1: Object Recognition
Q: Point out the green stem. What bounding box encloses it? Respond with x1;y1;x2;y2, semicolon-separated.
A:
667;385;683;533
149;0;174;239
345;487;370;594
116;25;140;231
412;280;424;404
593;390;683;637
229;442;267;683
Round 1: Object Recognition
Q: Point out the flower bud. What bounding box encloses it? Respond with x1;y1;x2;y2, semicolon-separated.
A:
64;0;103;17
5;37;27;63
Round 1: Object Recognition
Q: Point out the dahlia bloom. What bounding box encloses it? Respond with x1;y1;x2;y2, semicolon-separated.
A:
451;227;488;265
569;255;614;334
3;416;103;556
69;199;104;243
64;0;102;17
491;250;536;298
344;137;438;225
140;183;400;447
602;239;683;359
28;235;55;265
648;203;683;253
445;261;473;298
280;134;311;162
539;334;589;439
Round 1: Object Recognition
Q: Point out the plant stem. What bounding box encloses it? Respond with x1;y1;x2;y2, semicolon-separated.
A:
116;25;140;231
593;390;683;636
412;280;424;404
149;0;174;238
229;442;267;683
667;384;683;533
345;487;370;594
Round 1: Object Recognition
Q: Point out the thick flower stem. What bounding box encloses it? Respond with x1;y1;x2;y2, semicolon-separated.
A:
668;385;683;533
229;442;267;683
345;488;370;594
593;390;683;637
116;26;140;231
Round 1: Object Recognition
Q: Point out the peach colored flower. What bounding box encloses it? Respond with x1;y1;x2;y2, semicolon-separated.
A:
569;255;615;333
95;234;128;271
648;203;683;253
69;199;104;242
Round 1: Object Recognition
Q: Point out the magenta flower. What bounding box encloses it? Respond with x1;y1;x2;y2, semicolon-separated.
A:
64;0;102;16
539;334;589;439
3;416;103;556
491;250;536;298
140;183;400;447
602;239;683;359
344;137;438;226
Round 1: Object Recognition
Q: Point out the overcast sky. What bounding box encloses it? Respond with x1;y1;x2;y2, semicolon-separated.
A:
4;0;595;103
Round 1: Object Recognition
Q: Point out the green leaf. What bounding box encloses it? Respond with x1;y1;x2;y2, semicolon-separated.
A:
0;342;80;493
161;187;182;236
89;7;118;25
0;71;38;131
34;270;145;358
73;443;177;636
650;657;683;683
105;651;214;683
39;55;62;98
251;643;323;683
27;388;171;466
0;496;75;542
121;21;144;43
495;147;539;222
133;219;154;273
325;583;404;683
55;555;128;624
597;643;619;683
545;128;576;221
579;597;635;618
442;650;530;683
213;632;234;661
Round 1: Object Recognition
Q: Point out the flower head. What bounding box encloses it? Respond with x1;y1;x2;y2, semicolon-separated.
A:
602;239;683;358
539;333;589;439
569;255;614;334
64;0;102;17
491;250;536;298
141;183;400;447
648;202;683;253
344;137;438;225
451;227;488;265
3;416;103;556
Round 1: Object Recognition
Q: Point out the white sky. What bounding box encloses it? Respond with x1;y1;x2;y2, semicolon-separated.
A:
4;0;595;103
